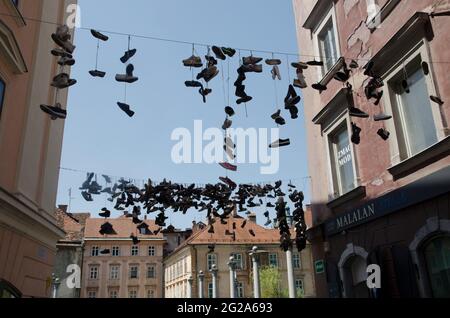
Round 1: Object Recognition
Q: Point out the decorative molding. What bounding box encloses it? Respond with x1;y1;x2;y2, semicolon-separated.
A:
303;0;333;31
366;0;401;30
319;57;346;87
1;0;26;27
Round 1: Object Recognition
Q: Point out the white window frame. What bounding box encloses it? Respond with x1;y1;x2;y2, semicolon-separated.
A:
112;246;120;257
87;290;97;298
293;253;302;269
324;114;360;199
109;265;120;280
207;254;217;271
129;289;138;298
147;264;156;279
148;246;156;256
208;282;214;299
381;40;444;166
231;253;244;270
295;278;305;297
131;246;139;257
129;265;139;279
147;289;155;298
312;4;341;80
269;253;279;268
109;290;118;298
91;246;99;257
89;265;99;280
237;282;244;298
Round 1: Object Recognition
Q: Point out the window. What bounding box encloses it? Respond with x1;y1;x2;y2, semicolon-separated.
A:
207;254;217;271
208;282;214;298
112;246;120;257
295;279;305;297
87;290;97;298
148;246;155;256
110;265;120;280
91;246;99;257
129;265;139;279
89;266;99;280
0;79;5;119
129;289;138;298
237;282;244;298
109;290;118;298
328;121;356;197
147;289;155;298
314;7;339;77
0;280;22;298
131;246;139;256
147;264;156;279
423;236;450;298
269;253;278;268
231;253;243;270
387;54;439;160
293;254;301;269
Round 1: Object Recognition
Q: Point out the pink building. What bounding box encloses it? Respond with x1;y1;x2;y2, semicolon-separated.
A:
293;0;450;298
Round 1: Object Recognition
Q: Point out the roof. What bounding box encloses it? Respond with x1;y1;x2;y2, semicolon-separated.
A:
84;217;165;240
54;209;89;242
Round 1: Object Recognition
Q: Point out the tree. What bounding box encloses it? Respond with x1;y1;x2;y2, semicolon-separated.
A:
259;266;289;298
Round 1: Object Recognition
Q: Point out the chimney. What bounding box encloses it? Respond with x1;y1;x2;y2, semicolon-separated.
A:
58;205;68;213
248;213;257;223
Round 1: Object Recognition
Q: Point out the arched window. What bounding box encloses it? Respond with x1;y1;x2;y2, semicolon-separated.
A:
0;279;22;298
423;236;450;298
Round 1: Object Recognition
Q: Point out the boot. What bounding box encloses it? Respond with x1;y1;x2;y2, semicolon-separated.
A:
212;46;226;60
225;106;235;117
351;122;362;145
236;95;252;104
377;128;390;141
40;103;67;120
349;107;369;118
222;47;236;57
51;73;77;89
243;56;263;65
58;57;75;66
185;80;203;88
51;48;72;59
117;102;135;117
89;70;106;78
120;49;137;63
183;55;203;68
266;59;282;66
115;64;138;83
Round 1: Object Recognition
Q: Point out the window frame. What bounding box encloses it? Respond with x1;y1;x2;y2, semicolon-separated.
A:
269;253;279;268
89;265;99;280
129;265;139;279
207;282;214;299
312;4;341;80
91;246;99;257
87;290;97;298
382;40;444;166
207;253;217;271
128;289;138;299
295;278;305;297
109;264;120;280
146;264;156;279
131;245;139;257
236;282;244;298
293;253;302;269
112;246;120;257
231;253;244;270
148;246;156;256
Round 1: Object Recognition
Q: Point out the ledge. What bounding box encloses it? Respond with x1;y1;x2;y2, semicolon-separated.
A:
303;0;333;30
312;87;349;127
1;0;26;27
366;0;401;31
388;136;450;180
319;57;345;88
327;186;367;210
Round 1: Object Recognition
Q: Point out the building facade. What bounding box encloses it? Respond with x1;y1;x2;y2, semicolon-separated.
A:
0;0;76;298
164;214;316;298
81;217;166;298
293;0;450;298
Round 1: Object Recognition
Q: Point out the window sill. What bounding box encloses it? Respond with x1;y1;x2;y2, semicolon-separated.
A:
388;136;450;180
327;186;367;210
2;0;26;27
319;57;346;88
366;0;401;31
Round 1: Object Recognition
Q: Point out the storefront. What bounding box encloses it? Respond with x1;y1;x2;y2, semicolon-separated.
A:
317;166;450;298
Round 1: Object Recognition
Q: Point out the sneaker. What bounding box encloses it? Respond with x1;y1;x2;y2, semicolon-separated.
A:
51;25;76;53
51;73;77;89
81;191;93;202
271;109;281;120
90;29;109;41
306;60;324;66
222;118;232;130
89;70;106;78
219;162;237;171
212;46;226;60
237;95;252;104
120;49;137;63
269;139;291;148
291;62;308;70
377;128;390;141
99;208;111;218
271;65;281;80
40;103;67;119
351;123;362;145
243;56;263;65
225;106;235;117
285;96;301;109
185;80;203;88
183;55;203;68
117;102;135;117
222;47;236;57
430;96;444;105
289;106;299;119
293;78;308;89
265;59;282;66
219;177;237;190
58;57;75;66
51;48;72;59
115;64;138;83
201;66;219;83
349;107;369;118
373;113;392;121
275;116;286;126
311;83;327;92
240;64;263;73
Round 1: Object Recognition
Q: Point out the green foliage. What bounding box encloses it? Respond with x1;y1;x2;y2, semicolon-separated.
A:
259;266;289;298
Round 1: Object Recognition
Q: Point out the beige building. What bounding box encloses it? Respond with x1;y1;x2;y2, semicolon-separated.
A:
0;0;76;298
164;214;316;298
81;216;166;298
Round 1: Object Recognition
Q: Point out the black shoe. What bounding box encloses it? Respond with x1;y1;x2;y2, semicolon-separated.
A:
275;116;286;126
430;95;444;105
120;49;137;63
243;56;263;65
117;102;135;117
351;123;362;145
89;70;106;78
100;249;111;255
306;60;324;66
234;73;246;86
200;66;219;83
285;96;301;109
265;59;282;66
249;229;256;237
235;84;247;98
99;208;111;218
422;61;430;76
40;103;67;120
291;62;308;69
269;139;290;148
334;70;350;82
237;95;252;104
312;83;327;92
212;46;226;60
225;106;235;117
51;48;72;59
289;106;299;119
185;80;203;88
58;57;75;66
130;234;140;245
199;87;212;103
349;60;359;69
373;113;392;121
271;109;281;120
222;118;232;130
222;47;236;57
364;61;374;76
377;128;390;141
81;191;93;202
99;222;115;235
115;64;138;83
90;29;109;41
402;79;410;93
349;107;369;118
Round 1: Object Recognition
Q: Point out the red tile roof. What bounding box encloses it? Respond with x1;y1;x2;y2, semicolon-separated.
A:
84;217;165;240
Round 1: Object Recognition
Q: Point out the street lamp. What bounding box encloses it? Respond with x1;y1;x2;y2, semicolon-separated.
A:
227;256;237;298
209;264;218;298
249;246;262;298
51;273;60;299
198;271;205;299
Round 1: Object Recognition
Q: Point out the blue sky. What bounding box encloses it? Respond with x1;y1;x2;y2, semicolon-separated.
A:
56;0;310;229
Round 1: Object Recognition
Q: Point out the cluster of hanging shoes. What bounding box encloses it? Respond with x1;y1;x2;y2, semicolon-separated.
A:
40;25;77;120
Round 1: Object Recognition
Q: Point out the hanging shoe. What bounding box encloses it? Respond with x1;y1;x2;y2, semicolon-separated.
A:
422;61;430;76
89;70;106;78
364;61;375;76
269;139;291;148
351;123;362;145
51;48;72;59
51;25;76;53
90;29;109;41
249;229;256;237
291;62;308;70
349;107;369;118
275;116;286;126
243;56;263;65
222;47;236;57
185;80;203;88
200;65;219;83
117;102;135;117
212;46;226;60
81;191;93;202
267;202;275;208
373;113;392;121
306;60;324;66
115;64;138;83
130;234;140;245
51;73;77;89
377;128;390;141
349;60;359;69
235;84;247;98
430;96;444;105
100;249;111;255
271;109;282;120
289;106;299;119
40;103;67;120
334;70;350;82
236;95;253;104
183;55;203;68
271;65;282;80
266;59;282;66
120;48;137;63
199;87;212;103
374;91;384;106
205;55;218;67
222;118;232;130
208;225;215;234
285;96;301;109
219;177;237;190
58;57;76;66
402;79;410;93
311;83;327;92
240;64;263;73
219;162;237;171
225;106;235;117
99;208;111;218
